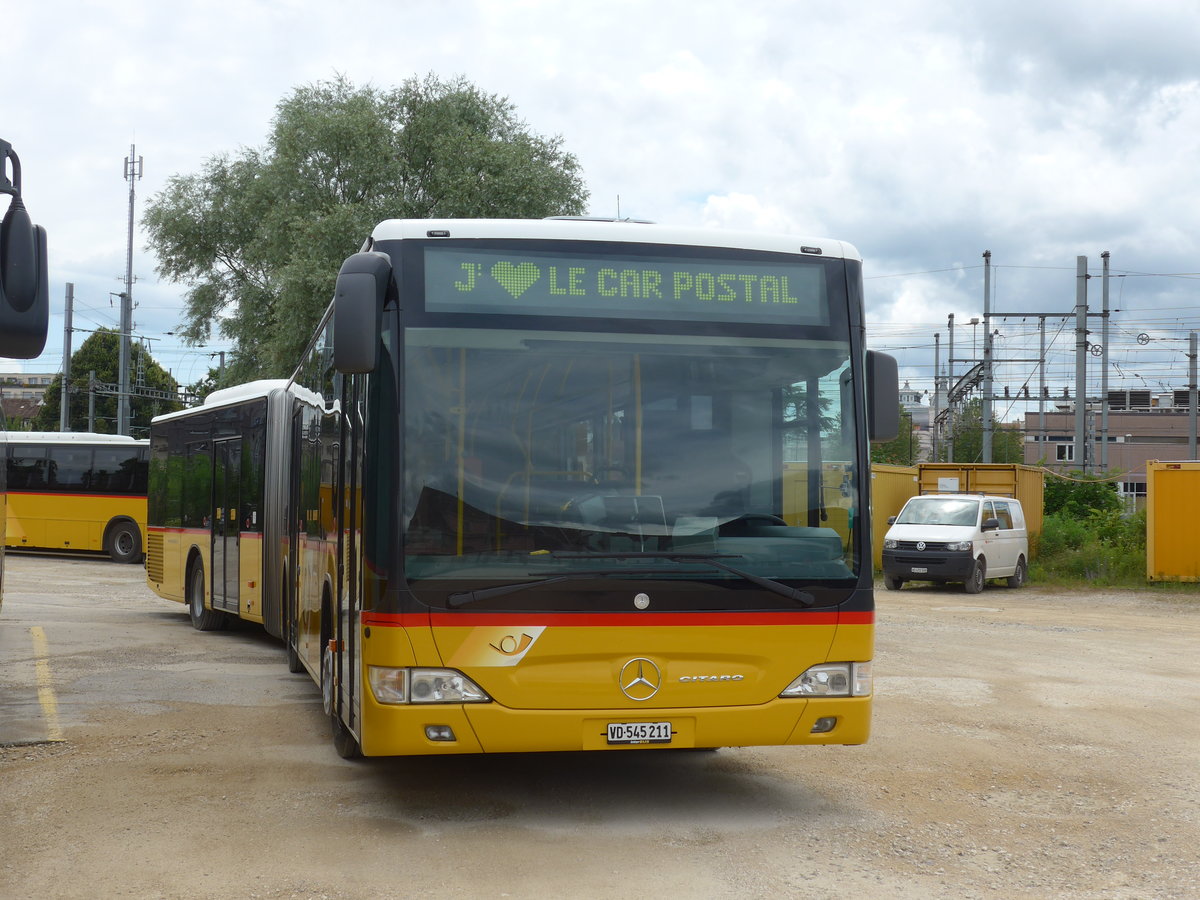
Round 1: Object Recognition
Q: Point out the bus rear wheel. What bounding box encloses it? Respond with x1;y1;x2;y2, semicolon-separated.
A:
106;520;142;564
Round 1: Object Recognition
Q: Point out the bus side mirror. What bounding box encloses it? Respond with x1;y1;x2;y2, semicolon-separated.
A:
866;350;899;443
0;140;49;360
333;251;393;374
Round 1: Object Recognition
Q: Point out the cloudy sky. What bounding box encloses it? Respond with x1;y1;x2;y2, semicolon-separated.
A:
5;0;1200;416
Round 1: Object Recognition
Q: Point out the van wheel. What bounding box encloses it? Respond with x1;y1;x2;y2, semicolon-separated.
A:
1007;556;1027;589
963;559;986;594
883;575;904;591
106;520;142;564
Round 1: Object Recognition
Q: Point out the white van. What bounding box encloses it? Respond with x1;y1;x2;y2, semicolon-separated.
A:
881;494;1028;594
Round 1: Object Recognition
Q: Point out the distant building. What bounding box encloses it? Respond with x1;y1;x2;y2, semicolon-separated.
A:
899;380;932;461
1024;389;1200;504
0;373;51;429
1;397;41;429
0;372;55;402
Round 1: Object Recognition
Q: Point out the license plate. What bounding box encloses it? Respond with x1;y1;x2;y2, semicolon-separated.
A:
910;566;928;573
607;721;673;744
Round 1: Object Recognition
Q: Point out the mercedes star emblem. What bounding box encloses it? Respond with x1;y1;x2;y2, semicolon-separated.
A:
619;658;661;701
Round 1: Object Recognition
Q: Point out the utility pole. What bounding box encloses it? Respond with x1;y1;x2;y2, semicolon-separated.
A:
982;251;994;463
1074;256;1089;473
1190;331;1198;460
60;283;73;431
932;332;941;461
119;145;143;436
88;371;96;431
1038;316;1047;458
1100;252;1111;471
946;313;956;463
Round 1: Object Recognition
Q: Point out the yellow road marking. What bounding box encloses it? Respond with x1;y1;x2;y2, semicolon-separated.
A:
29;626;65;742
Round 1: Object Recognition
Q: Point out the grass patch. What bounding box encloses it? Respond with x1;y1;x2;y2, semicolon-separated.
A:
1032;509;1149;588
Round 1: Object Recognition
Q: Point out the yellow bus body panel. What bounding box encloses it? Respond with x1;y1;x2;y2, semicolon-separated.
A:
358;619;872;756
145;527;206;606
5;492;146;555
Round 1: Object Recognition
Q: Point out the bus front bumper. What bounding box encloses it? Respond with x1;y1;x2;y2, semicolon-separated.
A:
357;695;872;756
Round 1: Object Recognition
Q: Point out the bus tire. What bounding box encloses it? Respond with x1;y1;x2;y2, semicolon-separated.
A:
331;712;362;760
283;583;304;673
105;519;142;564
321;639;361;759
187;560;225;631
286;629;304;674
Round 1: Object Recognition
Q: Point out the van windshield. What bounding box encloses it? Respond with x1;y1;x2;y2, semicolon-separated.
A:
896;497;979;527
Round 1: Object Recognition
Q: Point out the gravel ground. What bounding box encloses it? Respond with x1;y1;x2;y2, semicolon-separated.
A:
1;554;1198;899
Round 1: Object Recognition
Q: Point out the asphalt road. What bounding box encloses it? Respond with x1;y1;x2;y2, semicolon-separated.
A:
2;553;1198;899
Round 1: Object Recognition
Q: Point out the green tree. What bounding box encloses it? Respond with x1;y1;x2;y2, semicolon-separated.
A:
33;328;183;435
939;398;1024;463
186;366;221;405
144;74;589;384
871;406;918;465
1043;474;1121;518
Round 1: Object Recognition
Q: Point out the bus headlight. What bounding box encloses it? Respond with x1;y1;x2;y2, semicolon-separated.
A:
368;667;492;705
946;540;973;552
883;538;898;550
779;662;872;698
368;666;409;704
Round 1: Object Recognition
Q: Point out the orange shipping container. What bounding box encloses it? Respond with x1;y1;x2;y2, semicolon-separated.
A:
1146;461;1200;582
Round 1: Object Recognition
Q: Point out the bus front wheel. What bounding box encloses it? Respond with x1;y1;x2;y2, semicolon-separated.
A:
106;520;142;564
187;561;225;632
321;640;361;759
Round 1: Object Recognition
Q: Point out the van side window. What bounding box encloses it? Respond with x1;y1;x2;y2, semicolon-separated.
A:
993;502;1014;530
982;501;996;525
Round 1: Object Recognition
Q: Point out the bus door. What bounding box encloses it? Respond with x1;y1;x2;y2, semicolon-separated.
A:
211;438;241;614
286;410;303;652
330;375;361;742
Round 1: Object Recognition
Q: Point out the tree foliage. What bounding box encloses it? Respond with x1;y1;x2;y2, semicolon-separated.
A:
144;74;589;384
938;398;1025;464
1043;474;1122;518
32;328;182;435
871;405;918;465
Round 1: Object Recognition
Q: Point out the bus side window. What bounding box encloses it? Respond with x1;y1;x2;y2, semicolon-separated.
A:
91;448;137;493
9;446;48;490
47;447;90;491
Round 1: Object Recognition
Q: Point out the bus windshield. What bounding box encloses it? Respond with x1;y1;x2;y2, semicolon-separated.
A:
402;326;860;601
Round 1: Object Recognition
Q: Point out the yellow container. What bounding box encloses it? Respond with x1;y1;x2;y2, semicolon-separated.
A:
869;464;919;569
916;463;1044;552
1146;461;1200;581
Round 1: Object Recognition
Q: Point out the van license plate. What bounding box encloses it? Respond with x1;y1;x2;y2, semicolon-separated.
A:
607;722;672;744
910;567;928;574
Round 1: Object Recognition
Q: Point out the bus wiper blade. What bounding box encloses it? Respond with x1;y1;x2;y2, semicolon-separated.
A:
446;568;713;607
551;551;819;607
693;558;818;607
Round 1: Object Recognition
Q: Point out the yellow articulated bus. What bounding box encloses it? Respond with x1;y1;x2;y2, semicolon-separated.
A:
147;218;898;758
4;432;148;564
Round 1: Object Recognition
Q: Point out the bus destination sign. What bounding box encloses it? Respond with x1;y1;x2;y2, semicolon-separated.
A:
423;246;830;324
